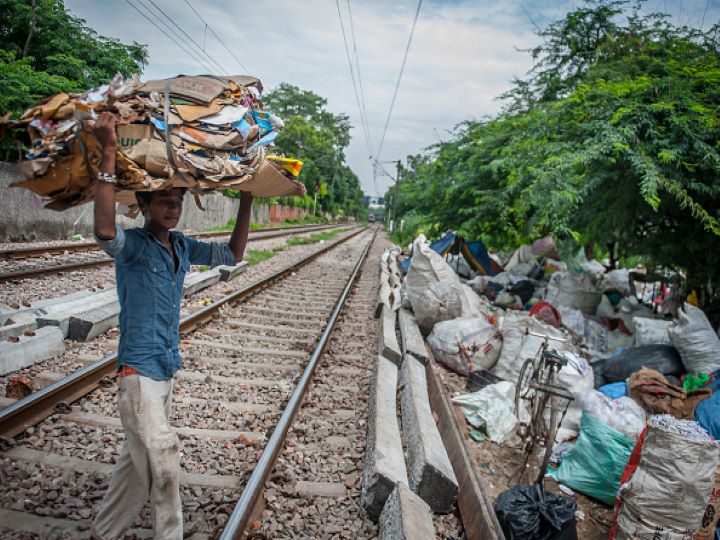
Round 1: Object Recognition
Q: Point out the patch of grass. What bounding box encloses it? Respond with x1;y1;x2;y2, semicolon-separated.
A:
207;215;331;233
244;249;277;266
285;229;344;247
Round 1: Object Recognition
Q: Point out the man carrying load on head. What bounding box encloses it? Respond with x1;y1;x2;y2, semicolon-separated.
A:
89;111;253;539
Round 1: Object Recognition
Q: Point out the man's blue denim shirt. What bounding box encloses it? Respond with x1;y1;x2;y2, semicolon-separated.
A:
96;225;235;380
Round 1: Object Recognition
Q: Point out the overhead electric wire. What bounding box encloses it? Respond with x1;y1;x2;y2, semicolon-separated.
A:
335;0;374;162
144;0;228;75
375;0;422;162
183;0;251;74
346;0;373;156
133;0;216;72
124;0;214;72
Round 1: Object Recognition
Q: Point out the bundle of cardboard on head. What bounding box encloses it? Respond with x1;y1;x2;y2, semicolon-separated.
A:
1;73;306;216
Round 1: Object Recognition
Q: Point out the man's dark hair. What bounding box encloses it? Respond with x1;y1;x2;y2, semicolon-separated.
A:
135;189;187;206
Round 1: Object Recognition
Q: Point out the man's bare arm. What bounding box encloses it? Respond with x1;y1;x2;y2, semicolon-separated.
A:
228;192;254;262
92;112;119;240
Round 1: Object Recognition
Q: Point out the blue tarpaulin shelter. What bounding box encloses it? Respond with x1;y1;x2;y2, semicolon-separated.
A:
399;232;499;276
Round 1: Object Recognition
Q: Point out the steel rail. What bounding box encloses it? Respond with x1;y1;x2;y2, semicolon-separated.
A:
0;224;350;283
220;228;377;539
0;227;367;438
0;223;344;260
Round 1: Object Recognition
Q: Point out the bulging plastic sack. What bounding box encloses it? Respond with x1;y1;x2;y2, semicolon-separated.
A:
667;303;720;375
427;316;503;376
405;235;470;333
612;417;719;538
599;344;685;384
632;317;671;346
549;412;636;505
600;269;632;296
555;355;596;442
492;313;574;383
452;381;517;442
546;272;603;316
531;236;558;258
413;282;463;335
580;390;646;440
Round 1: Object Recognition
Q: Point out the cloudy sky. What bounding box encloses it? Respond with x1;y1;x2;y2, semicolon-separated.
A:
65;0;718;197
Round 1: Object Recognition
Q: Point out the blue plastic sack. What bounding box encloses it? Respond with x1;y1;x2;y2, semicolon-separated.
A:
598;382;627;399
549;412;635;505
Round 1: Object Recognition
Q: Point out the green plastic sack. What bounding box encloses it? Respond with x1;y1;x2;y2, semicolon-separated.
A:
549;412;635;505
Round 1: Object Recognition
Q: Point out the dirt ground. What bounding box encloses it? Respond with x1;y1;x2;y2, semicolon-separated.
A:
433;364;614;539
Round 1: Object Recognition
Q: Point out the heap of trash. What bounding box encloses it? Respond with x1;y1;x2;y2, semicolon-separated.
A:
384;232;720;538
1;74;306;215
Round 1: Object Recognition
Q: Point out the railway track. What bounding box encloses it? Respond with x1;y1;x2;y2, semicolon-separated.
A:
0;223;348;283
0;227;381;538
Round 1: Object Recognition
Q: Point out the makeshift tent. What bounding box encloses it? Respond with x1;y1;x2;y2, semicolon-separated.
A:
400;232;500;277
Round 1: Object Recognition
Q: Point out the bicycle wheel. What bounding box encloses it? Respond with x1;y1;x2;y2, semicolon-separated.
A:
514;357;535;424
527;392;560;484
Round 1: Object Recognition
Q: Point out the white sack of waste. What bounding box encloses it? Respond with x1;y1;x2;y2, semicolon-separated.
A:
599;269;632;295
580;390;646;440
427;316;503;376
667;303;720;374
413;282;463;335
633;317;672;346
492;313;574;382
555;352;595;442
546;272;603;316
452;381;518;443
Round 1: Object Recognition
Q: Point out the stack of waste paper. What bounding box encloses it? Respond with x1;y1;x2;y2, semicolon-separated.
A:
1;74;306;214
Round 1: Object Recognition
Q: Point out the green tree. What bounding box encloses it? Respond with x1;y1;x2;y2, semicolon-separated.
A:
390;1;720;318
263;83;364;218
0;0;147;119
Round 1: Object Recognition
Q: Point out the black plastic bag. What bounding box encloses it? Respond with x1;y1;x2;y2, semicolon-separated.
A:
494;484;577;540
507;280;535;304
600;345;684;383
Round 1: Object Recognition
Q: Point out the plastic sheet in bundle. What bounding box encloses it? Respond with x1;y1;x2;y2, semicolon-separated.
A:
549;412;636;505
612;418;719;539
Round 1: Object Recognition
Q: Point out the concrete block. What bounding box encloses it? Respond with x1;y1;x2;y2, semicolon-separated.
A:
398;308;428;364
68;301;120;341
379;482;435;540
183;269;221;297
0;326;65;375
217;261;248;281
0;319;37;341
35;310;72;338
361;355;408;521
400;355;458;513
375;280;393;319
378;305;401;365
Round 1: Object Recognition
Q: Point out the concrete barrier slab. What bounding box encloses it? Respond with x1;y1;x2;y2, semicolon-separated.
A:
379;482;435;540
400;355;458;513
0;326;64;375
375;280;393;319
67;300;120;341
398;309;428;364
378;305;401;365
184;269;221;297
218;261;248;281
361;355;408;521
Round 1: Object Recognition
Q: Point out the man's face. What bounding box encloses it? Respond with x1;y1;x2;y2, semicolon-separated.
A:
146;189;184;230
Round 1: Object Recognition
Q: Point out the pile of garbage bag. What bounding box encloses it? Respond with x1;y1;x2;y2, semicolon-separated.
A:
388;232;720;532
2;74;306;215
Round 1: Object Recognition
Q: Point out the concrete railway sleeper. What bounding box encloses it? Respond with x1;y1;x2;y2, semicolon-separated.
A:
0;227;378;538
0;224;349;283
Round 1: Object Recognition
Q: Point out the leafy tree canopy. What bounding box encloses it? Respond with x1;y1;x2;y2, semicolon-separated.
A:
0;0;148;119
389;0;720;316
264;83;364;218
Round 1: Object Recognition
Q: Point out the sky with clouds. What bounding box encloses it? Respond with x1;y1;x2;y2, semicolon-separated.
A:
65;0;719;197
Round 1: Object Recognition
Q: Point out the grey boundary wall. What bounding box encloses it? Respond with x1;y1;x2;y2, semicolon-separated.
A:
0;161;272;241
